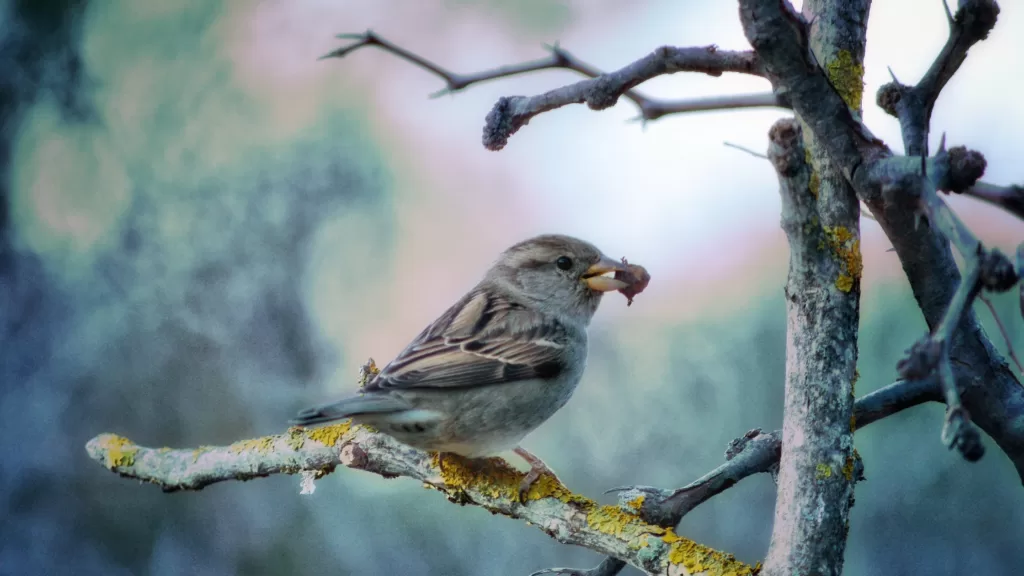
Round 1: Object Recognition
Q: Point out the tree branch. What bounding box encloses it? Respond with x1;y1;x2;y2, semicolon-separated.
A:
539;374;942;576
875;0;1000;157
323;31;783;133
482;45;772;150
630;92;785;124
629;375;941;521
963;181;1024;221
892;140;1020;460
740;0;1024;484
85;422;757;576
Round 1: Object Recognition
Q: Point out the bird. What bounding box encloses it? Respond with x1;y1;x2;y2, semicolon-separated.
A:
291;234;631;501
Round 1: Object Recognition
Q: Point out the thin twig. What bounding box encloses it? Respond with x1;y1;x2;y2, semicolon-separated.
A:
979;293;1024;376
323;31;784;134
630;92;785;124
723;140;769;159
963;181;1024;222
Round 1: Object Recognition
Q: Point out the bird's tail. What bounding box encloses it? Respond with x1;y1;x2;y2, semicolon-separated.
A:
290;394;408;426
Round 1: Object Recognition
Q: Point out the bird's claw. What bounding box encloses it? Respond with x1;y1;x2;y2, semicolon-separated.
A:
513;446;558;504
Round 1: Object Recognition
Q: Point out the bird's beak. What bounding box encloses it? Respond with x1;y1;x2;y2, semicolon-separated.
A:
582;255;629;292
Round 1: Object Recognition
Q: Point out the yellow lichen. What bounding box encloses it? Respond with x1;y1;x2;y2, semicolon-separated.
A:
626;494;646;512
816;463;833;480
191;445;212;464
426;452;756;573
357;357;381;390
826;49;865;110
305;421;352;447
586;505;666;548
662;528;757;575
430;452;590;504
99;435;138;469
842;456;856;481
823;226;863;293
835;274;854;292
804;147;820;198
229;436;275;454
285;427;306;451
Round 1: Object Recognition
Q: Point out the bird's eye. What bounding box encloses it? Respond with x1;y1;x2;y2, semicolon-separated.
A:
555;256;573;271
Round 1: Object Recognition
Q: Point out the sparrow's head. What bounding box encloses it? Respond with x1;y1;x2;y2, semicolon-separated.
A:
486;234;629;324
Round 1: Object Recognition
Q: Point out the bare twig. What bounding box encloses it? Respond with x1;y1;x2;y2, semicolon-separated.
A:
963;181;1024;222
323;31;784;134
723;140;769;159
323;31;576;97
876;0;1000;156
630;92;785;124
978;293;1024;377
85;423;756;576
482;45;770;150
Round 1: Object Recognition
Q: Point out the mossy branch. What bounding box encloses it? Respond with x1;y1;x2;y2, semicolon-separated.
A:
86;423;757;576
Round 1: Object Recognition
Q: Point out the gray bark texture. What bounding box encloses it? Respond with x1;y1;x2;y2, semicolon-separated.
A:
765;116;859;576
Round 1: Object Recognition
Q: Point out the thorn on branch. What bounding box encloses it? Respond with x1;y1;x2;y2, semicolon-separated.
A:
723;140;769;159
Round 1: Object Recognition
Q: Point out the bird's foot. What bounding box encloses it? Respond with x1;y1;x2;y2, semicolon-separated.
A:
514;446;558;503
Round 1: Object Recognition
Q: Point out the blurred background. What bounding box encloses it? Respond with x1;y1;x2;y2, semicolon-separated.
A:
1;0;1022;574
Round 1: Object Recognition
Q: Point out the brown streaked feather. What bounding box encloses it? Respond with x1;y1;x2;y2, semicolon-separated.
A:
363;288;573;391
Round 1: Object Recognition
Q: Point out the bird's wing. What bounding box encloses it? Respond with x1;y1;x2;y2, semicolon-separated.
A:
364;288;573;391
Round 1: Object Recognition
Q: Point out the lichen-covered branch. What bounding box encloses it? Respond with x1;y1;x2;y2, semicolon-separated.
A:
85;423;756;576
482;45;771;150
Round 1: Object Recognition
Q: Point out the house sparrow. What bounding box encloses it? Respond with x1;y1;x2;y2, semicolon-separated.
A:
291;234;638;500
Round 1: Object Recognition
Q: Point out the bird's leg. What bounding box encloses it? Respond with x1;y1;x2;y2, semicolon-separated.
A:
513;446;559;503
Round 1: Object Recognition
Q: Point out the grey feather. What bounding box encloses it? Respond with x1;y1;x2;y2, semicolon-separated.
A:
289;394;410;426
